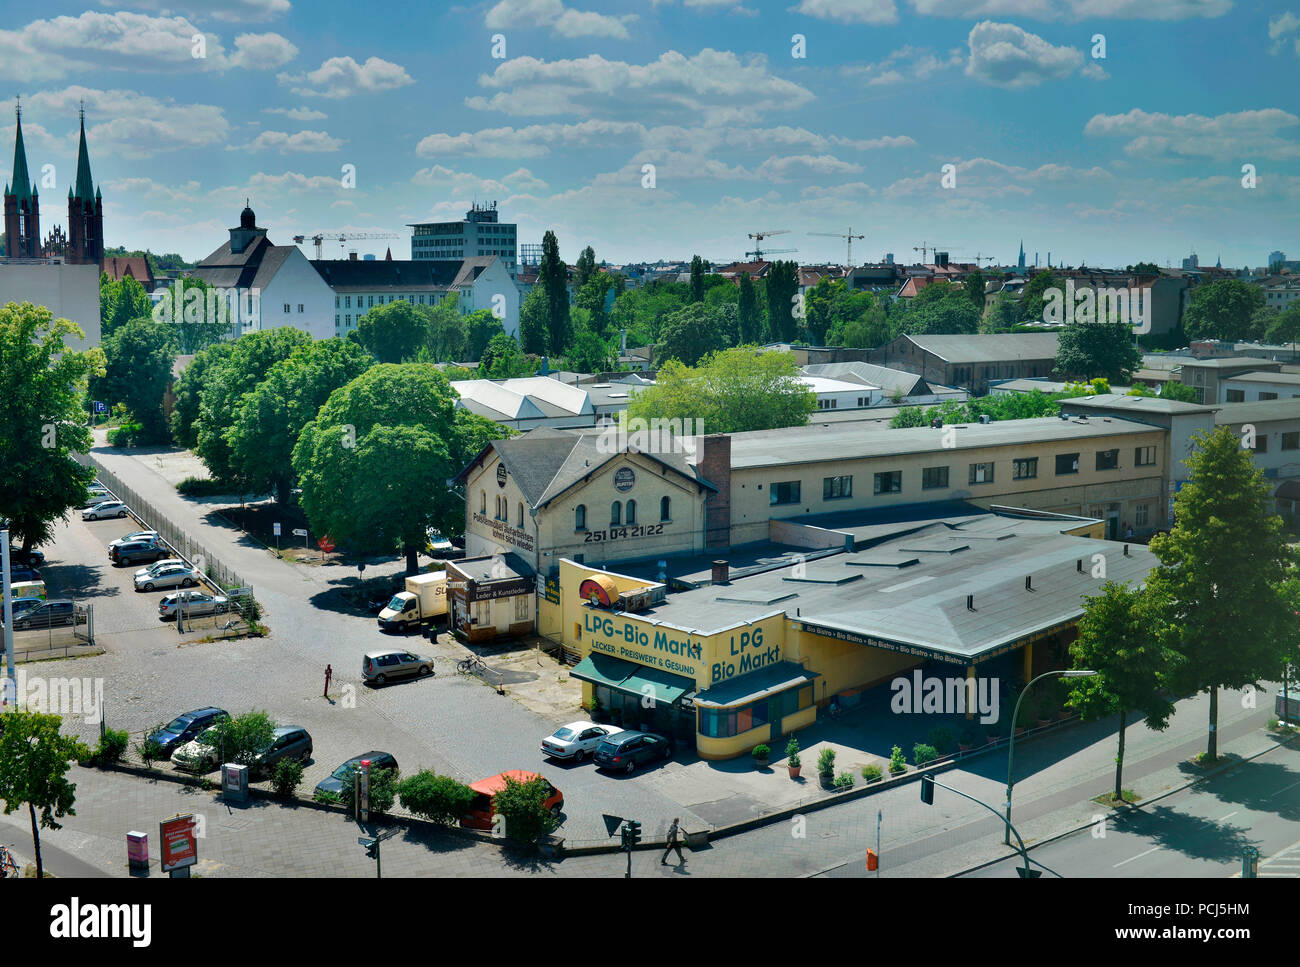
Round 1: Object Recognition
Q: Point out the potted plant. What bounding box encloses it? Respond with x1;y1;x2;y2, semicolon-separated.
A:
833;770;855;791
861;763;883;783
912;742;937;768
817;748;837;789
888;745;907;776
752;743;771;768
786;737;802;778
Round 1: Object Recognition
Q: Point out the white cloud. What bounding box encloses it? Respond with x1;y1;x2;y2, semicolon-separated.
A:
789;0;899;24
97;0;291;23
227;32;297;70
467;50;813;122
264;106;327;121
278;55;414;98
757;154;864;180
909;0;1229;18
884;157;1113;197
1084;108;1300;161
26;86;231;159
417;120;645;158
1269;11;1300;54
241;129;345;152
1080;61;1109;79
411;164;548;194
965;21;1084;88
485;0;636;38
846;43;963;85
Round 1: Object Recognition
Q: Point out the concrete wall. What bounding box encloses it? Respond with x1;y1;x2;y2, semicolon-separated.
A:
0;262;101;350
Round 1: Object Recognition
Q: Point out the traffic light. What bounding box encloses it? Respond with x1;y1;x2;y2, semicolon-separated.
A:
920;774;934;805
627;820;642;846
361;837;378;859
619;826;629;850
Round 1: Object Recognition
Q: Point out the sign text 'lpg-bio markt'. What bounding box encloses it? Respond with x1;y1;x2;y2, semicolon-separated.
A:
582;612;780;684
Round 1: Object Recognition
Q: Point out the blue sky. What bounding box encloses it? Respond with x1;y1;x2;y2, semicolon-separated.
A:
3;0;1299;269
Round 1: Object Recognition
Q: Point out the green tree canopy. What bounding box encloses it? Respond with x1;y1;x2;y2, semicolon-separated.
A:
1182;279;1266;342
518;286;549;356
355;299;427;364
737;275;761;344
898;282;981;335
540;230;570;356
170;341;234;448
99;275;152;340
764;261;799;343
1053;321;1143;383
92;317;177;441
1018;271;1064;325
574;245;597;289
0;711;90;879
657;302;729;366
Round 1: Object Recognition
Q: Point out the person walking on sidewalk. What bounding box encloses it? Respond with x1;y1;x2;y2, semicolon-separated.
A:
662;817;685;865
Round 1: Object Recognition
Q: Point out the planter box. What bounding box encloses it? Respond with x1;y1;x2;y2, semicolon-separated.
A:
1014;727;1027;737
819;773;836;789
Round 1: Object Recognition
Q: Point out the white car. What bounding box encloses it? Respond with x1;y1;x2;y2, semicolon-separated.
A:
158;591;229;620
426;527;454;554
134;558;185;580
112;530;160;548
172;727;222;773
541;721;624;762
83;500;127;521
134;562;202;592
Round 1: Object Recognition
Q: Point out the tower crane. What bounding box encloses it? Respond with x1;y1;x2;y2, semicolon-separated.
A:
953;254;996;266
746;229;790;260
745;247;797;261
808;228;866;266
912;242;952;263
293;231;400;260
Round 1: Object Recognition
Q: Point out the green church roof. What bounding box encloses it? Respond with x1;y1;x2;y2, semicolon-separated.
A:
10;108;32;203
73;114;95;202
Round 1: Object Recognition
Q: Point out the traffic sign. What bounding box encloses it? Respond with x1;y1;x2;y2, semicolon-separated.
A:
273;522;281;537
318;536;335;553
93;401;107;413
292;528;307;537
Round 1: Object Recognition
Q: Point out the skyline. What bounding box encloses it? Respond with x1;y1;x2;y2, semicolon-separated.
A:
2;1;1298;267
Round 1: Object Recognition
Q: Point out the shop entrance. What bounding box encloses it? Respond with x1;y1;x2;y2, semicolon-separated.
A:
593;684;694;746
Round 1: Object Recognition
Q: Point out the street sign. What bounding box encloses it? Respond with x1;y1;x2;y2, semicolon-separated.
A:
292;528;307;537
318;536;335;553
273;522;281;537
93;401;107;413
602;813;626;837
358;837;374;847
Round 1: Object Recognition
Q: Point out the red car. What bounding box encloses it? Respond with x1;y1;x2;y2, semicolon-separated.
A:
461;771;563;830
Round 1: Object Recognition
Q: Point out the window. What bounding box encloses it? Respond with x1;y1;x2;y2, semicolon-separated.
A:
368;295;374;308
823;475;853;500
575;504;586;530
518;502;524;527
660;496;671;521
1260;391;1278;401
874;471;902;495
610;501;621;526
1013;458;1038;480
283;303;291;313
1096;449;1119;471
1284;432;1300;451
480;491;486;514
770;481;801;505
698;686;812;738
857;397;870;407
514;594;530;621
345;296;351;308
297;304;304;313
335;296;340;308
1135;504;1149;528
969;462;994;485
1226;389;1246;402
1056;453;1080;475
1135;446;1156;466
922;466;949;490
1255;434;1269;453
626;499;636;525
818;398;838;410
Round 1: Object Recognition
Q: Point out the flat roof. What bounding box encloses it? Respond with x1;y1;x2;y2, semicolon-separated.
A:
1179;356;1281;370
1227;371;1300;385
1057;394;1215;415
1214;398;1300;424
597;511;1155;663
726;414;1160;470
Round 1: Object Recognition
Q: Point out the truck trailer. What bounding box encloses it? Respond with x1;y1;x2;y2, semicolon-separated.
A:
377;571;447;632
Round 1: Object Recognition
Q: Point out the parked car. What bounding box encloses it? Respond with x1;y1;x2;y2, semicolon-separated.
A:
111;539;169;566
593;730;673;774
313;751;399;801
362;649;433;685
82;500;127;521
147;707;229;759
158;591;229;620
461;771;563;830
134;558;185;579
1;596;45;624
10;547;45;568
249;726;312;779
110;530;159;548
171;726;224;773
134;562;202;592
10;599;76;631
542;721;624;762
5;564;40;583
79;488;111;508
425;527;454;555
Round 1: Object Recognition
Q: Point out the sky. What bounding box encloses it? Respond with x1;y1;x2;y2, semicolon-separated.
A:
2;0;1299;269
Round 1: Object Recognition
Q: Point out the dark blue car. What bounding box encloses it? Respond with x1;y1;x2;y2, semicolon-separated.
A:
148;707;229;758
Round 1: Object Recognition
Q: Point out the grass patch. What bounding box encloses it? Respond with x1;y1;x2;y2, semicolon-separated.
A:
1092;789;1141;807
176;476;238;497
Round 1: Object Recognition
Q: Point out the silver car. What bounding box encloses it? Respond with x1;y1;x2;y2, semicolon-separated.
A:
362;649;433;685
112;530;160;548
158;591;229;620
135;562;202;592
83;500;127;520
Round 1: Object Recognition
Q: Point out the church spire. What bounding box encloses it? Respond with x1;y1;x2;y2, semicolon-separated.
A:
11;96;32;202
73;100;95;202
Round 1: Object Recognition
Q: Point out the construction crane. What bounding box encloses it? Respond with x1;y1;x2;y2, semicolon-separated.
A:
953;254;996;266
746;229;790;260
912;242;952;263
293;231;399;260
809;228;866;266
745;247;797;261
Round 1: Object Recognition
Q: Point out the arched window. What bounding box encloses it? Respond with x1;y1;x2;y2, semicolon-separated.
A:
660;496;671;521
626;499;637;525
575;504;586;530
611;501;622;526
517;502;524;527
480;490;486;514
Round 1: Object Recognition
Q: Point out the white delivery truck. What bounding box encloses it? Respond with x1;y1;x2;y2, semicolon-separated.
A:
377;571;447;632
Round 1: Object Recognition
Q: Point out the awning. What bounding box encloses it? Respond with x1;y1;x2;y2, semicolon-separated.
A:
694;661;820;709
620;665;694;706
570;652;638;690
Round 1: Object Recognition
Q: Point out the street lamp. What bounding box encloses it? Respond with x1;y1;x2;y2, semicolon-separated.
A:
1004;668;1097;844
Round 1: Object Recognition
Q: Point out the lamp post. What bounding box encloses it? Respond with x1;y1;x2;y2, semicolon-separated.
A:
1004;668;1097;844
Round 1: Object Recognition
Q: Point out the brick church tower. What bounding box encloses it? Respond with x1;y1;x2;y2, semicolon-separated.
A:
3;99;41;258
66;104;103;267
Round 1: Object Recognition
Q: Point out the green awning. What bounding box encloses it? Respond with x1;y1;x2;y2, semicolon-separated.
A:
619;665;694;707
570;652;639;690
694;661;819;709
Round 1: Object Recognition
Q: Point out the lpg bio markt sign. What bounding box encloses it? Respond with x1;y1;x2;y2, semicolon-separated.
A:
582;612;781;684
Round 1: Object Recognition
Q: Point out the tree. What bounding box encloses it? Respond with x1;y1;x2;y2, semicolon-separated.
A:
1068;582;1178;802
1266;303;1300;352
804;276;837;346
99;275;152;340
0;303;102;553
963;268;987;313
492;774;559;843
1159;381;1198;402
478;332;533;379
397;770;477;825
1182;279;1266;342
228;338;374;504
0;711;90;879
421;298;468;364
982;292;1020;332
92;318;177;442
831;298;893;349
899;282;981;335
194;327;313;485
764;261;799;342
1018;271;1064;325
355;299;426;364
540;231;570;358
169;342;234;448
658;302;728;366
518;287;549;356
689;255;706;303
1053;321;1142;383
738;275;761;344
151;276;229;353
575;274;616;336
574;245;597;289
1145;426;1297;759
203;711;277;767
293;364;498;573
627;347;816;433
569;329;617;374
1127;262;1161;275
463;308;504;362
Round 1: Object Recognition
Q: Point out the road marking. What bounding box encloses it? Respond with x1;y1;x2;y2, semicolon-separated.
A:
1114;845;1161;868
1216;811;1238;824
1265;777;1300;800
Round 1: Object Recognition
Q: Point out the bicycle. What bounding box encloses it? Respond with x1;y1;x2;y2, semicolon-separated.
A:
0;845;20;878
456;654;489;676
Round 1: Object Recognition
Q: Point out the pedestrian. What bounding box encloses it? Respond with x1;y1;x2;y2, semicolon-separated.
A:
1123;522;1134;540
662;817;684;865
323;663;332;698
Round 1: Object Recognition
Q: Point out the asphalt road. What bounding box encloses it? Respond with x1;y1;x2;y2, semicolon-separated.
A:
963;741;1300;878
